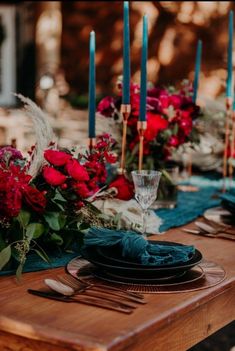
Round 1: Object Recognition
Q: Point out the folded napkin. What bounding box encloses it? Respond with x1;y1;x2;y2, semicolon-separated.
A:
83;228;195;266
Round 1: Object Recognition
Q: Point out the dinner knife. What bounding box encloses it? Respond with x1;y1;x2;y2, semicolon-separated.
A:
28;289;133;314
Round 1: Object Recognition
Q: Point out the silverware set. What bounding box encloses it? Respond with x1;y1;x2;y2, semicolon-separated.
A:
183;218;235;240
28;274;146;314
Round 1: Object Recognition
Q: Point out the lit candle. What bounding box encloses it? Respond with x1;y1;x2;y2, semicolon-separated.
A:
88;31;96;138
226;10;233;98
139;15;148;122
193;40;202;104
122;1;130;105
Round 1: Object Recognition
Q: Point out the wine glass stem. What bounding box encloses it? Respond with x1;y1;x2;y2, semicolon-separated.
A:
142;209;148;237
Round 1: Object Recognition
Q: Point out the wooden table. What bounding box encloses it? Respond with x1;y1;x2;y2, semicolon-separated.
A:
0;225;234;351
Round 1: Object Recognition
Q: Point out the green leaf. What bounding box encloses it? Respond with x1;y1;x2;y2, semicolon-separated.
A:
54;189;67;202
58;214;66;229
172;123;179;135
50;233;63;246
0;246;11;270
32;248;50;264
26;223;45;240
51;200;64;211
16;263;24;281
18;210;31;227
0;232;6;251
44;212;61;231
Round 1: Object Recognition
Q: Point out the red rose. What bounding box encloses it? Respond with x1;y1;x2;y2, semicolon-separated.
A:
169;95;182;109
130;93;140;117
104;151;117;164
168;135;180;147
109;175;134;201
4;185;22;218
23;186;46;213
74;182;91;198
43;166;66;186
44;149;71;166
179;117;192;136
66;159;89;181
97;96;115;117
145;112;168;141
159;94;170;109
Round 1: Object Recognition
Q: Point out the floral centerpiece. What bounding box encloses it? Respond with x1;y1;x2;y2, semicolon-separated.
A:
98;80;200;169
97;80;201;202
0;96;117;277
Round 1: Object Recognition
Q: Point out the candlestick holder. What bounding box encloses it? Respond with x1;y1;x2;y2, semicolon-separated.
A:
88;137;96;152
222;97;232;193
118;104;131;175
137;120;147;171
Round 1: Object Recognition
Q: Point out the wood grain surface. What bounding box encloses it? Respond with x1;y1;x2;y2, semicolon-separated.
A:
0;223;234;351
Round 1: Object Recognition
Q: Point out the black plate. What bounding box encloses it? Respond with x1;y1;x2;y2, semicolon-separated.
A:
96;240;195;268
91;267;187;283
81;242;203;278
92;265;204;285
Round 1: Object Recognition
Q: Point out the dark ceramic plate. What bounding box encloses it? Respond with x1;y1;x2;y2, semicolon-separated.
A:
96;240;196;268
91;265;204;285
81;242;203;278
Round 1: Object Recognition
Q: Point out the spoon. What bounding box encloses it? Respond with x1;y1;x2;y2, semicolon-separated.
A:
44;278;138;308
44;279;75;296
194;221;217;234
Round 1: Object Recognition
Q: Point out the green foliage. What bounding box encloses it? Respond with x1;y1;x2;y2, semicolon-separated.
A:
26;223;45;240
44;212;66;231
0;246;11;270
18;210;31;227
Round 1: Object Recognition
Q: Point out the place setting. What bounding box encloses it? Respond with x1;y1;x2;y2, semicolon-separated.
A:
65;170;226;295
182;191;235;240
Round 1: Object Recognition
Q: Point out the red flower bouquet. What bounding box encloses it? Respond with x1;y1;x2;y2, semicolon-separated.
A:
97;81;200;170
0;132;116;276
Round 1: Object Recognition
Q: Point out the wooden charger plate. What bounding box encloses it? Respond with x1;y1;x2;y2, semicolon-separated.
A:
66;258;226;294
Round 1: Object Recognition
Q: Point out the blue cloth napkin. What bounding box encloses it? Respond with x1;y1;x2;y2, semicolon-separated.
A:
83;228;195;266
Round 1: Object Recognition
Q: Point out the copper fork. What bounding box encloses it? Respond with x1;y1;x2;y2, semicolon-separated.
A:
57;274;146;304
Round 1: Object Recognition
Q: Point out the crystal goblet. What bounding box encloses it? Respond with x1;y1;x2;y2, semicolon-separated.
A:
131;170;161;237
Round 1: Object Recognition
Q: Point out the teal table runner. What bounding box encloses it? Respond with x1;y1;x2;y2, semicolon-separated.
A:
157;175;235;232
0;175;233;276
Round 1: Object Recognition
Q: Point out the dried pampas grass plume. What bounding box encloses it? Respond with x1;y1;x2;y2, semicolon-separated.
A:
15;93;56;178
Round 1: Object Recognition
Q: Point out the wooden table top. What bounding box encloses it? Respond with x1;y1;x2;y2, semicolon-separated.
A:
0;224;235;351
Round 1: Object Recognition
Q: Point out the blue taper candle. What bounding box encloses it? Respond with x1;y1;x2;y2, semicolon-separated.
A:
226;10;233;98
193;40;202;104
88;31;96;138
139;15;148;122
122;1;130;104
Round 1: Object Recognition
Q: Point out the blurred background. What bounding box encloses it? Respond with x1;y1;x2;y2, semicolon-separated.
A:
0;1;234;149
0;1;235;103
